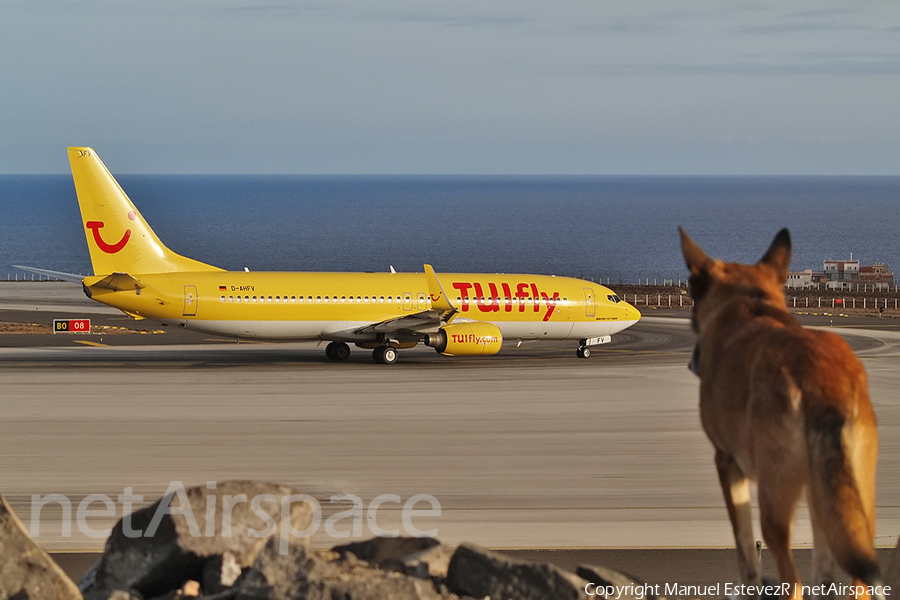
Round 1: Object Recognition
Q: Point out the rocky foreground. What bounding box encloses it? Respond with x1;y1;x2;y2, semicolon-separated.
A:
1;481;659;600
4;481;900;600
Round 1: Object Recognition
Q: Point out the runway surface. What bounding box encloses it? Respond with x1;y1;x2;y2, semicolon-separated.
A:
1;283;899;582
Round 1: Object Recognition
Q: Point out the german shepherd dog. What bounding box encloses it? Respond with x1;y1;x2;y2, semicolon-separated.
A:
680;228;885;600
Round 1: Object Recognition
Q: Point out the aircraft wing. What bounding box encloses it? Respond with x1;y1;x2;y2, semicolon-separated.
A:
354;309;443;336
12;265;85;284
335;265;456;340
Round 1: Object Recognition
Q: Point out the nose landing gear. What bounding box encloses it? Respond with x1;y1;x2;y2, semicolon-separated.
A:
373;345;398;364
576;336;611;358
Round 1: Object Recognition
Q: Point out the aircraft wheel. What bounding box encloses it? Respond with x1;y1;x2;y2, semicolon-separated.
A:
373;345;398;364
382;346;398;364
332;342;351;361
325;341;338;360
577;346;591;359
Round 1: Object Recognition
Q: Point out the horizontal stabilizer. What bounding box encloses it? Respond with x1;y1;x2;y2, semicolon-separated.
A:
84;272;146;292
12;265;85;284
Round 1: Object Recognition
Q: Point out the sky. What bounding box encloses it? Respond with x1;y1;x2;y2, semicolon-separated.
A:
3;1;900;175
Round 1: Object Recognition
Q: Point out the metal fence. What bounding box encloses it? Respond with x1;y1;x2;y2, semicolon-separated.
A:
624;292;900;311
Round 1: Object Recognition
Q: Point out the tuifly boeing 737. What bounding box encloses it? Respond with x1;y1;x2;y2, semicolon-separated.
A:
17;148;640;364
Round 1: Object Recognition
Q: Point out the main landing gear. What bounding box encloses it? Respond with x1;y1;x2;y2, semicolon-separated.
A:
326;341;399;364
325;341;351;361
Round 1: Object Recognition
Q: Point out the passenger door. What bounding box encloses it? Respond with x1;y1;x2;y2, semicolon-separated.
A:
183;285;198;316
584;288;595;317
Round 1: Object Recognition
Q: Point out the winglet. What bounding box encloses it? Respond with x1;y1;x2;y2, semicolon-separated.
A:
424;264;455;312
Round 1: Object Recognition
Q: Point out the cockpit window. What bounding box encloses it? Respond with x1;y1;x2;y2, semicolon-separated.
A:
607;294;621;303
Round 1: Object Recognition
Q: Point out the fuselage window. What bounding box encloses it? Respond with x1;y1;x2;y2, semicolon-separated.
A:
236;296;242;303
252;296;258;302
229;296;234;302
317;296;322;302
220;295;226;302
341;296;346;302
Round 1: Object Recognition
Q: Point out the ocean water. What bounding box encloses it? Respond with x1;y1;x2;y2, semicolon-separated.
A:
1;175;899;286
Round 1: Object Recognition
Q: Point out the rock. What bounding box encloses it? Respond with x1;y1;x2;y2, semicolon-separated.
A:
576;564;662;600
104;592;140;600
0;494;83;600
334;536;455;578
445;543;588;600
178;580;201;597
202;552;243;594
234;540;331;600
335;536;440;564
404;542;456;579
236;539;459;600
84;481;315;600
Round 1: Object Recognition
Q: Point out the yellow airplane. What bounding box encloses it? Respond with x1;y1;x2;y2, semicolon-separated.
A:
18;147;641;364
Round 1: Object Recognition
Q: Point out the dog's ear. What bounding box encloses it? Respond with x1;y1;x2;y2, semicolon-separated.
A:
759;228;791;283
679;227;712;276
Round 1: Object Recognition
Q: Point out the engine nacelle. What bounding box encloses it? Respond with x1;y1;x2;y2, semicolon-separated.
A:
425;322;503;356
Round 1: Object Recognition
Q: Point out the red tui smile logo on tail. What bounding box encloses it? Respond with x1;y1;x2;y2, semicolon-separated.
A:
85;211;137;254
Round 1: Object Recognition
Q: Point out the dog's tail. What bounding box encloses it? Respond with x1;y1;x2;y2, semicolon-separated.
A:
805;400;884;597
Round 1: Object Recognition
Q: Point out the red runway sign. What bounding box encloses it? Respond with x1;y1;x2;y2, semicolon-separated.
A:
53;319;91;333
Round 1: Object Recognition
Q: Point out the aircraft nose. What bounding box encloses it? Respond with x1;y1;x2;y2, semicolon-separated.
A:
622;301;641;322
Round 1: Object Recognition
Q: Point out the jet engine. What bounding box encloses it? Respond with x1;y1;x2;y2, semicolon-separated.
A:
425;322;503;356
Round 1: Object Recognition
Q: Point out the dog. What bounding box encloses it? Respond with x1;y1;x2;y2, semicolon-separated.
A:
680;228;885;600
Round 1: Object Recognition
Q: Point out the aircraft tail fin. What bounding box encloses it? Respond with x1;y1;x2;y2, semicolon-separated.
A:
68;147;222;276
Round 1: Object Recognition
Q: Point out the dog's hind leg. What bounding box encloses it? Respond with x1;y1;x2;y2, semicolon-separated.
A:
757;465;804;600
809;500;839;600
715;449;762;587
